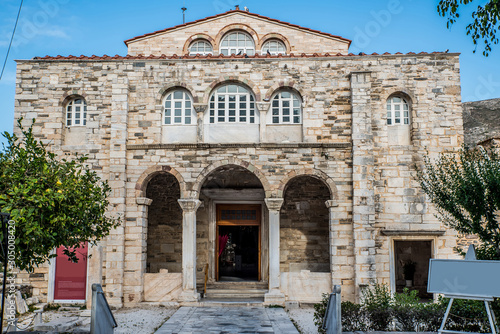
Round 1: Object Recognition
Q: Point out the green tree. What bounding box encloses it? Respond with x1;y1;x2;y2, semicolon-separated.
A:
416;146;500;260
437;0;500;56
0;119;120;272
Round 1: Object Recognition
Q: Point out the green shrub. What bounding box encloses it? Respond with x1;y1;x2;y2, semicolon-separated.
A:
341;301;368;332
313;285;499;333
362;284;393;331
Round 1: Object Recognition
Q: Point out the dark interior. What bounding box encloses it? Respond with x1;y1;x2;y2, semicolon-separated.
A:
218;225;259;281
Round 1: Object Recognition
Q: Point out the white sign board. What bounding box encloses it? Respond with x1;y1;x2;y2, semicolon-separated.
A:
427;258;500;298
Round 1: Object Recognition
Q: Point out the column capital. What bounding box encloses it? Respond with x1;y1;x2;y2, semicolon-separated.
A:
265;198;284;211
193;104;207;113
136;197;153;206
256;102;270;112
325;200;339;208
178;199;202;212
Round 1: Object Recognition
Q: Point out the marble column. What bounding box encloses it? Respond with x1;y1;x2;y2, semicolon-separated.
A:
264;198;285;304
178;199;202;302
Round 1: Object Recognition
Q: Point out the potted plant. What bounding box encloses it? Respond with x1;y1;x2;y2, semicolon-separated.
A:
403;260;416;287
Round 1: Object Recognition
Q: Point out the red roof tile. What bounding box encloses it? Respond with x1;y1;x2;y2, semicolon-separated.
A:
123;9;351;45
31;51;457;61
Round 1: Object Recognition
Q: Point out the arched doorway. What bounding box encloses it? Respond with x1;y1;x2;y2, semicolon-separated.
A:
281;175;330;272
197;165;267;283
146;173;182;273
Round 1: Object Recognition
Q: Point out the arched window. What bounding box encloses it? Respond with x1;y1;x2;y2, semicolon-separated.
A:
219;32;255;56
189;40;213;56
163;90;195;125
387;96;410;125
209;84;256;124
261;39;286;55
66;97;87;127
271;91;301;124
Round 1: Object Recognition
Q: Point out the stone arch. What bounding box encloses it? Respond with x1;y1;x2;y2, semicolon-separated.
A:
214;23;259;53
201;77;261;104
60;90;87;106
158;82;200;104
257;33;291;53
135;165;187;198
263;81;304;102
278;168;337;199
384;89;415;107
182;33;215;55
192;158;271;198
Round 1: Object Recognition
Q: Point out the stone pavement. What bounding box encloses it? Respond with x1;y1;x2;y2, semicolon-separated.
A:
155;306;299;334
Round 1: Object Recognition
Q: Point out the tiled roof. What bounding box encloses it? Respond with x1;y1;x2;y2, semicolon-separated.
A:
123;9;351;45
32;51;454;60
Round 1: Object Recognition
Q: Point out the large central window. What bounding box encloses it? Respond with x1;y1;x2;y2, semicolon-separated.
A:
219;32;255;56
209;84;256;124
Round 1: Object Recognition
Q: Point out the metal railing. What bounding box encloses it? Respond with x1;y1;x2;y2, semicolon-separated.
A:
91;284;117;334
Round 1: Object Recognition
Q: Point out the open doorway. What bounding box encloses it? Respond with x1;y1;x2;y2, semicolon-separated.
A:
394;240;432;299
216;204;261;281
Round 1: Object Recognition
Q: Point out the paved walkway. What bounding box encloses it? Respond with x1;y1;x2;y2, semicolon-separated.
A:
154;306;299;334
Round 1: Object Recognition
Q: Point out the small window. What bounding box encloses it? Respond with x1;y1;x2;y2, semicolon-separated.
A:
163;90;195;125
386;96;410;125
189;40;213;56
66;98;87;127
271;91;302;124
209;84;256;124
262;39;286;55
219;32;255;56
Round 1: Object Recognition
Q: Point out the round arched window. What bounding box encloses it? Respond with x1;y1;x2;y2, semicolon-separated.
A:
189;40;213;56
219;32;255;56
386;96;410;125
271;91;301;124
209;84;256;124
66;97;87;127
163;90;195;125
262;39;286;55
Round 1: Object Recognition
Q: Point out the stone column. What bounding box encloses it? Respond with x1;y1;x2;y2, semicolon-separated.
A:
326;199;355;301
105;78;129;307
123;197;152;306
351;72;376;300
193;104;207;143
178;199;202;302
264;198;285;304
257;102;270;142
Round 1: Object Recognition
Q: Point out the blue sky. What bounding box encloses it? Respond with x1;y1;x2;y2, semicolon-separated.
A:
1;0;499;147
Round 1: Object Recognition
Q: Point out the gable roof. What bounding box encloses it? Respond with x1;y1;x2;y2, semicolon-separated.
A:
124;9;351;46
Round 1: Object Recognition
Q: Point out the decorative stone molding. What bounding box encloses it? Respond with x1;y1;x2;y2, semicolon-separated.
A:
193;104;208;113
256;102;270;112
380;230;446;236
136;197;153;206
325;200;338;208
177;199;202;212
264;198;284;211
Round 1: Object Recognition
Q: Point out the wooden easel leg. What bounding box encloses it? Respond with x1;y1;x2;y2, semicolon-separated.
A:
439;298;454;334
485;300;497;334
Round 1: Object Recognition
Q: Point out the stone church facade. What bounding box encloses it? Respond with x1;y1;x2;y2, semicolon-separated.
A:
14;9;463;307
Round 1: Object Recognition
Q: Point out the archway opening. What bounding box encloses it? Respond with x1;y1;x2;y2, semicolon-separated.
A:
198;164;266;282
146;173;182;273
281;175;330;272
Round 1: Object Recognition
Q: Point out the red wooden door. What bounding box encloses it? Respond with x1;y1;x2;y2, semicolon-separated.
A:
54;242;88;300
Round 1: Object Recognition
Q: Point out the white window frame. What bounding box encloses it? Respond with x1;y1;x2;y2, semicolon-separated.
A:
261;39;286;55
271;91;302;124
387;96;410;125
66;98;87;127
208;85;257;124
219;32;255;56
189;40;213;56
163;90;195;125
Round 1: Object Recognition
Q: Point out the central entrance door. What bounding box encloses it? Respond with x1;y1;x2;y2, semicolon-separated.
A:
216;204;261;281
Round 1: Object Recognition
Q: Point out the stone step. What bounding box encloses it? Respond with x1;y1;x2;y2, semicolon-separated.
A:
205;281;268;289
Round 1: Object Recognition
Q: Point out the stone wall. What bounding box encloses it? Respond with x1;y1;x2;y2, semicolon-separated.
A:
13;51;463;305
280;176;330;272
